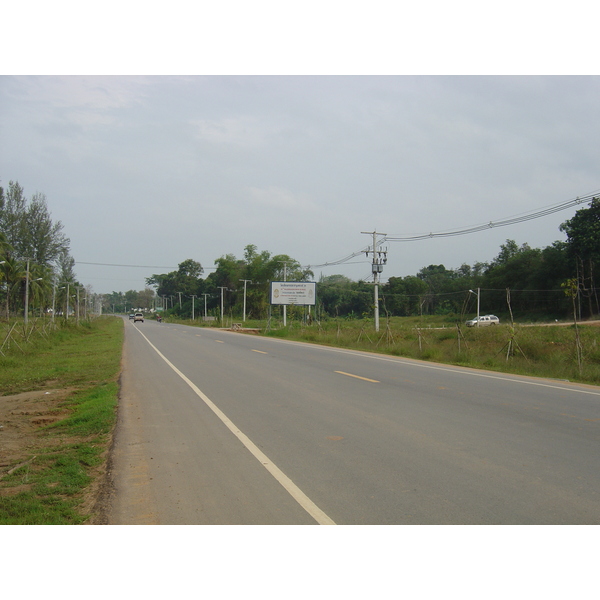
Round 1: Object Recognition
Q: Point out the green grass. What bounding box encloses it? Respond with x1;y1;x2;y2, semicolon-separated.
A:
50;381;120;436
158;312;600;384
0;318;123;395
0;316;123;525
261;317;600;385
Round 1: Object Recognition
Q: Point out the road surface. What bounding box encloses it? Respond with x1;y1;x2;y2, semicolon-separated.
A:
106;318;600;524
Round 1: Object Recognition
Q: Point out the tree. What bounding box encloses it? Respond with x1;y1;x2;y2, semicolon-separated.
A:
384;276;429;316
146;259;204;309
0;181;28;251
1;181;73;318
417;265;457;314
0;182;70;267
560;197;600;317
317;274;371;318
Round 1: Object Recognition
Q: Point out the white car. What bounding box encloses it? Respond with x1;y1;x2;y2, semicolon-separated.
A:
134;312;144;323
466;314;499;327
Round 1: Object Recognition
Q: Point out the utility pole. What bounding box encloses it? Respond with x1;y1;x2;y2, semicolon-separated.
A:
177;292;182;309
52;279;57;323
203;293;209;320
218;287;227;324
469;288;481;326
190;295;197;320
239;280;252;322
24;258;30;326
65;282;70;321
76;286;80;326
362;231;387;332
279;261;288;327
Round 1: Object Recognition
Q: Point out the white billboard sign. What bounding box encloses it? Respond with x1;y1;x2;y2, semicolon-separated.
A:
270;282;316;306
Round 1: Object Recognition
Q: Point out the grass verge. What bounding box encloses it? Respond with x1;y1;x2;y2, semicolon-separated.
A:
0;317;123;525
261;317;600;385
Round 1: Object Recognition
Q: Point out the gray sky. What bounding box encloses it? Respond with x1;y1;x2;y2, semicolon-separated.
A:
2;75;599;294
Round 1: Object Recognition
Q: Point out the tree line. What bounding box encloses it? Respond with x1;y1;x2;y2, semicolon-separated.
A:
0;180;86;321
116;197;599;322
3;175;597;324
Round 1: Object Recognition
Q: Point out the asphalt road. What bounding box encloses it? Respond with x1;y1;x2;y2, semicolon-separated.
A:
107;317;600;524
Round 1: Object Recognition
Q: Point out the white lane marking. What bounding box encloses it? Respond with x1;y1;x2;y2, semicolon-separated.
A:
132;326;335;525
335;371;379;383
243;334;600;398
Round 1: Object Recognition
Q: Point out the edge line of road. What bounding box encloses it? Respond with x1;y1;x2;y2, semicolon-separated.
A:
230;331;600;398
131;324;336;525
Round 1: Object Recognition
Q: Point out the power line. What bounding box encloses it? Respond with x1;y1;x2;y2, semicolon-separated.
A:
305;191;598;271
75;261;217;270
75;261;179;269
383;193;597;242
76;191;598;276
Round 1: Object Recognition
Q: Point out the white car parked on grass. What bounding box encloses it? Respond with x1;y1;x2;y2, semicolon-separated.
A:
465;314;499;327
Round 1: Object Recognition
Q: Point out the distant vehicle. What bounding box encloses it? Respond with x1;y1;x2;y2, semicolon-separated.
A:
466;315;499;327
129;314;135;320
134;312;144;323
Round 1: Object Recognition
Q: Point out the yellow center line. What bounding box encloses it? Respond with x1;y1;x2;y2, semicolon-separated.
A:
335;371;379;383
215;340;224;343
252;349;268;354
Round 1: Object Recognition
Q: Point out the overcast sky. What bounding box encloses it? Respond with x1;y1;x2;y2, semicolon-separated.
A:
1;75;599;294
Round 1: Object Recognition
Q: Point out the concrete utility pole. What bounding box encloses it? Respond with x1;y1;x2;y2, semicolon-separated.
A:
76;286;81;326
190;295;197;320
65;282;70;321
218;287;227;324
203;293;209;320
239;280;252;322
362;231;387;332
24;258;30;326
279;261;288;327
469;288;481;326
23;259;41;326
52;280;57;323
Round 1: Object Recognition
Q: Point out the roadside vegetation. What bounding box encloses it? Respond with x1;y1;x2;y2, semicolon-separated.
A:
0;316;123;525
154;310;600;386
263;316;600;385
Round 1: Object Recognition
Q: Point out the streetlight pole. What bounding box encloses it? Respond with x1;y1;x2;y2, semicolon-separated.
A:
239;279;252;322
469;288;481;326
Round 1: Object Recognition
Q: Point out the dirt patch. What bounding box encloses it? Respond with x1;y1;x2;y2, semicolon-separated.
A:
0;388;73;472
0;386;118;524
0;387;109;518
